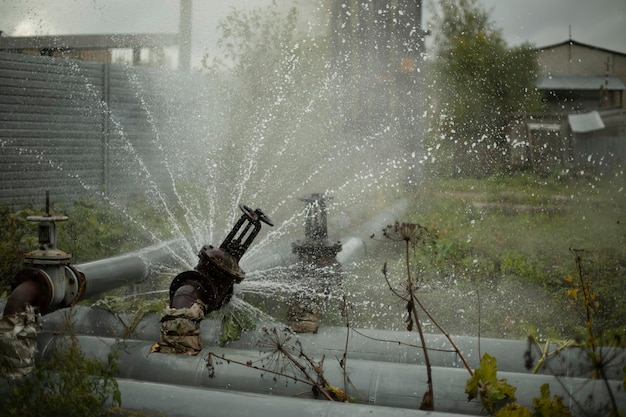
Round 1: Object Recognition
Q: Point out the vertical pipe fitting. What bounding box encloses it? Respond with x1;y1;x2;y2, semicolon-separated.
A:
0;193;84;378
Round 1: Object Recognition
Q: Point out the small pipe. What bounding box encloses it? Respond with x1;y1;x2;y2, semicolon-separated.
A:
74;238;191;301
171;283;208;310
75;253;149;300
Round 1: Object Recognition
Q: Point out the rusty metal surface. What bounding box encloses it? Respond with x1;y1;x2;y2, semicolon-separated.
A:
169;204;273;315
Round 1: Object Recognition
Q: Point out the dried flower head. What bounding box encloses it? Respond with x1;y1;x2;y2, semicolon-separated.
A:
255;327;305;382
380;221;432;248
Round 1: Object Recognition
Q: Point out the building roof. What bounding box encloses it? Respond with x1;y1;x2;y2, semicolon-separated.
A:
537;39;626;57
0;33;178;50
537;74;626;91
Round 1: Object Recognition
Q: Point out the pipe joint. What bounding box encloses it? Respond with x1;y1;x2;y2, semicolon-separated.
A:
5;265;84;316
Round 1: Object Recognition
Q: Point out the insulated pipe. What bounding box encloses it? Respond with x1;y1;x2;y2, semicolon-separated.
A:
0;375;462;417
75;238;189;301
227;325;626;381
37;333;626;416
32;308;626;380
110;378;463;417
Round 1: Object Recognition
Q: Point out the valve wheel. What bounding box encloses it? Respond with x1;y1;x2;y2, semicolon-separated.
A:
239;204;273;226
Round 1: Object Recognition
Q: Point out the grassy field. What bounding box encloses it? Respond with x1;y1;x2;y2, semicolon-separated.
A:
334;174;625;341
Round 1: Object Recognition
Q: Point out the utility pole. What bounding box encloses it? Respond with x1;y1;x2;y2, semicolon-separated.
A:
179;0;192;71
603;56;613;108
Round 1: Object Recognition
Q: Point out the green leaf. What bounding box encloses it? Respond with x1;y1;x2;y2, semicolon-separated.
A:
532;383;572;417
466;353;518;410
496;403;532;417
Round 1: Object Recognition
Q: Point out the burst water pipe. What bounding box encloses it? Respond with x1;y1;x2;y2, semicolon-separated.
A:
166;204;273;314
157;204;273;354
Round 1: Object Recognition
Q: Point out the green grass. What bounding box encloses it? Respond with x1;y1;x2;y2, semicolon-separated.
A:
323;174;624;340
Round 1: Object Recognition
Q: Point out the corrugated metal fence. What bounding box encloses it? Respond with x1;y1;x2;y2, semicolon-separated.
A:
0;51;222;209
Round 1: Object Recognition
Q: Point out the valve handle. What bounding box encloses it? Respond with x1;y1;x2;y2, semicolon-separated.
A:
239;204;273;227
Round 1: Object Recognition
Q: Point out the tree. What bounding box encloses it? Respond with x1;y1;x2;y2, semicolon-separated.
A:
424;0;542;177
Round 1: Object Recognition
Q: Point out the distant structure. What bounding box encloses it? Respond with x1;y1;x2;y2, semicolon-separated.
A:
509;39;626;175
292;194;342;266
0;33;178;67
0;2;192;69
536;39;626;111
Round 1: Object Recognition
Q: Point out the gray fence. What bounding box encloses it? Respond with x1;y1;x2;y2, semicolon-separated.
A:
0;51;222;210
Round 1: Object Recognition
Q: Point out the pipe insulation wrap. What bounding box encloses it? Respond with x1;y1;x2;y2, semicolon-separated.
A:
35;307;626;380
37;333;625;415
74;238;191;300
112;378;465;417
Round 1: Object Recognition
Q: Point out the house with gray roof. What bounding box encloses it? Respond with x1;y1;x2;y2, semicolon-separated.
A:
509;40;625;175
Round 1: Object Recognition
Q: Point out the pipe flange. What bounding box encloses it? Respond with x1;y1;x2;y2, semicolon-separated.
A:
60;265;85;309
23;249;71;266
169;270;216;310
10;268;54;313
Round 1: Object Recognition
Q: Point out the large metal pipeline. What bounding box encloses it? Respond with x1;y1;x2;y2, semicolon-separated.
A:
31;306;625;380
37;332;625;416
3;193;624;415
0;199;274;374
111;378;463;417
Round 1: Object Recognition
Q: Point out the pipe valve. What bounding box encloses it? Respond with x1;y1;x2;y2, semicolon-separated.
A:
168;204;273;315
4;193;85;317
157;204;273;355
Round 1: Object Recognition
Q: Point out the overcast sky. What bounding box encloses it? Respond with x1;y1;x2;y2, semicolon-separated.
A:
0;0;624;69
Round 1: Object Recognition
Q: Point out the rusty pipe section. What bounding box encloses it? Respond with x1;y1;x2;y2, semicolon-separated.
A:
157;204;272;354
3;218;83;318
